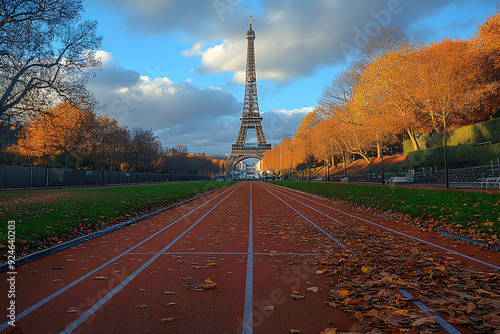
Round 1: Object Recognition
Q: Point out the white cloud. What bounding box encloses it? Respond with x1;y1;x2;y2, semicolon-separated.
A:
88;53;311;152
268;107;314;116
261;107;314;142
94;50;113;63
88;52;241;140
92;0;493;85
181;43;204;57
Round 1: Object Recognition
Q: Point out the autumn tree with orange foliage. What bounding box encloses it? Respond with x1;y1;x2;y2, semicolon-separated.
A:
13;103;97;166
293;111;319;177
263;9;500;177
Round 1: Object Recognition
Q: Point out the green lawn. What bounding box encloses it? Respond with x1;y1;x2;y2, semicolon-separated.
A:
271;181;500;236
0;181;233;249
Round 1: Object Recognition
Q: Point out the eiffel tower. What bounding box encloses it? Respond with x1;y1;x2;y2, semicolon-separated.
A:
226;17;271;169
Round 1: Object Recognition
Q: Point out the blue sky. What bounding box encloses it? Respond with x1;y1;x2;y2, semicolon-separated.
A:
82;0;498;154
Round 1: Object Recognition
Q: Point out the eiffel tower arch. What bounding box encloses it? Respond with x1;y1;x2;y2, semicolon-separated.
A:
226;17;271;169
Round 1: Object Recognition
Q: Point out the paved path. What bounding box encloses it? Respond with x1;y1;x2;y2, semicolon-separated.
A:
1;181;498;333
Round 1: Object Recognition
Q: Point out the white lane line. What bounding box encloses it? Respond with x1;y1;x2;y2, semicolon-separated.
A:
242;182;254;334
398;289;461;334
261;183;462;334
267;183;500;270
258;183;346;249
126;252;318;256
0;183;240;332
60;183;244;334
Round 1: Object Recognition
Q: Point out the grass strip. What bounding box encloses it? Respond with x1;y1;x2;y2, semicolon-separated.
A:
0;181;233;251
271;181;500;236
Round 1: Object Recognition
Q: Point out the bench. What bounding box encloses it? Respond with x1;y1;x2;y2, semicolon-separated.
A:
389;176;410;184
481;177;500;189
341;177;349;183
53;181;64;186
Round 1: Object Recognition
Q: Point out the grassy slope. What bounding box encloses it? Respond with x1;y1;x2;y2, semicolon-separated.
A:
0;181;232;249
272;181;500;236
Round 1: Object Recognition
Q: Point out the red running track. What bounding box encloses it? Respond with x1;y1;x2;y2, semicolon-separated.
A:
1;181;498;333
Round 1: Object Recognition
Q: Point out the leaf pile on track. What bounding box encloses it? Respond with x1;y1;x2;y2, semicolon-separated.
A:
314;225;500;333
272;181;500;242
352;201;500;251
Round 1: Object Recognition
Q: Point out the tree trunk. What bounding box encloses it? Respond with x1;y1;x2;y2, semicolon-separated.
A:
407;129;420;151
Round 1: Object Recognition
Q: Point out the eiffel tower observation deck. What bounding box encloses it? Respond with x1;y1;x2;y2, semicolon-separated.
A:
226;17;271;169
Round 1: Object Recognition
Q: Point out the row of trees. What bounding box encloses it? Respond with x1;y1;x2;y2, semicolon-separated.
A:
3;103;225;175
263;5;500;177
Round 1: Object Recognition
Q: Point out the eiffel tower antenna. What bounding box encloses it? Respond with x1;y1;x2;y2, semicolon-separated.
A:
226;17;271;169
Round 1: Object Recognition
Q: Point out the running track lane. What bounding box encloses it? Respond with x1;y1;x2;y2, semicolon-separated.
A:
1;181;360;333
5;181;495;333
262;182;500;270
256;181;499;334
1;182;243;333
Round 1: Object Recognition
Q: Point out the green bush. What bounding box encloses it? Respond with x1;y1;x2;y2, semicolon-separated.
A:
407;143;500;169
272;181;500;235
403;118;500;154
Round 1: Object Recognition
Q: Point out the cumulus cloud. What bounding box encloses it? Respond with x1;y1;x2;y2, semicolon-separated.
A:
262;107;313;142
88;52;242;149
85;0;494;153
90;0;492;85
181;43;204;57
192;0;493;83
154;106;313;153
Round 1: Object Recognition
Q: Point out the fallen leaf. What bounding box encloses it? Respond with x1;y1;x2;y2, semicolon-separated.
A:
160;317;178;323
291;294;305;300
361;265;371;273
338;290;349;298
412;317;436;326
307;287;319;293
320;329;337;334
202;278;217;289
477;288;500;298
93;276;108;280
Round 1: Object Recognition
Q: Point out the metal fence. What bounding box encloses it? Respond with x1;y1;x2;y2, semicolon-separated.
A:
316;161;500;189
0;165;209;190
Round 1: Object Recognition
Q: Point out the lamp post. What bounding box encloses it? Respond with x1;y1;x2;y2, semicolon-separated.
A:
443;119;449;188
379;133;385;185
279;144;282;180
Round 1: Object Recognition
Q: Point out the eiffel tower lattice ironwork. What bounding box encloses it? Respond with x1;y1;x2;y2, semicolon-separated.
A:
226;17;271;169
